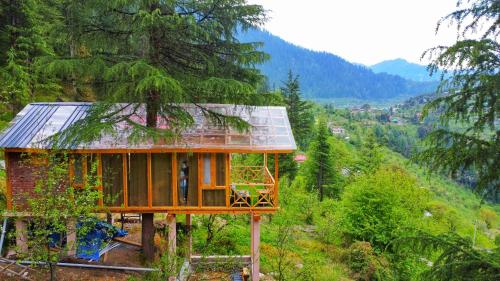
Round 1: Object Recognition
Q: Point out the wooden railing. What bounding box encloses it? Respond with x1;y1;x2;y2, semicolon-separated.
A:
230;166;275;207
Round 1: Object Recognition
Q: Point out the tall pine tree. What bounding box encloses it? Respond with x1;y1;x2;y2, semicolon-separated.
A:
280;70;313;149
417;0;499;198
0;0;60;117
304;116;338;201
44;0;269;146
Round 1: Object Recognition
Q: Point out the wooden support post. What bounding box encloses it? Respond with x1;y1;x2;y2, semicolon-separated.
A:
167;213;177;281
274;153;279;206
15;219;28;254
142;213;155;261
97;154;103;207
251;213;261;281
167;214;176;256
186;214;192;260
172;153;178;207
66;218;77;256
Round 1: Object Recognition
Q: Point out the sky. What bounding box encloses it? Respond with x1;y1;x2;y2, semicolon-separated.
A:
247;0;460;66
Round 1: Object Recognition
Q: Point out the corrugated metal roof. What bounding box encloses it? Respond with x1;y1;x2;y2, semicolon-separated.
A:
0;103;296;152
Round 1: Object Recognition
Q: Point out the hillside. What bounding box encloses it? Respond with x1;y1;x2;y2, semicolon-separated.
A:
371;58;442;82
238;29;437;100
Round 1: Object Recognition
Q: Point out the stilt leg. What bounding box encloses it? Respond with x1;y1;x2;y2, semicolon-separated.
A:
66;218;77;256
186;214;192;260
167;214;176;256
167;214;177;280
15;219;28;254
142;213;155;261
251;214;261;281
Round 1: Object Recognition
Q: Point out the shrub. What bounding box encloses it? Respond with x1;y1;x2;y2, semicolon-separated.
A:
336;165;428;251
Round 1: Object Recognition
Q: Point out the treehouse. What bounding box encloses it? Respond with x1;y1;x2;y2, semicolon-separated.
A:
0;102;296;280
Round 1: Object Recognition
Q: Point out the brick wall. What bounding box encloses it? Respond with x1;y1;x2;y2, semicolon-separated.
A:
7;152;41;209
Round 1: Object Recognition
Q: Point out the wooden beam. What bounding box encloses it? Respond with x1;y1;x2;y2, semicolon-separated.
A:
4;147;294;154
122;153;128;207
97;154;103;207
82;154;88;187
172;153;178;207
251;214;261;281
274;153;279;207
198;154;202;208
69;155;74;187
210;153;216;188
147;153;152;208
225;153;230;208
5;152;12;210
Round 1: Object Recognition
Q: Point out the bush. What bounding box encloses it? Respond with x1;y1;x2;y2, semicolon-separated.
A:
336;165;429;251
344;241;392;281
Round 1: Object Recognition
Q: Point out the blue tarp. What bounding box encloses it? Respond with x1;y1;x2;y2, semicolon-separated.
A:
76;219;128;260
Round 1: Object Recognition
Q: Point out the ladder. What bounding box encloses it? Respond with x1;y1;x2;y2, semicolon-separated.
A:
0;258;35;280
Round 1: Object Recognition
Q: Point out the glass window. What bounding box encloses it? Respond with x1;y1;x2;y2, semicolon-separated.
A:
203;153;211;185
216;153;226;186
127;153;148;206
101;154;124;207
152;153;173;206
72;154;83;186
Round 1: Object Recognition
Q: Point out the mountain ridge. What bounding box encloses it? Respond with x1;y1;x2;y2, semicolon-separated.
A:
370;58;441;82
238;29;437;100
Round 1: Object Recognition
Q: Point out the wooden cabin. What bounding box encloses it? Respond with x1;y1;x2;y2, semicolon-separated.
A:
0;102;296;280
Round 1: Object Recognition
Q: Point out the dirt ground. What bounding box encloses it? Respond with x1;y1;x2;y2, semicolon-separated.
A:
1;219;147;281
1;216;257;281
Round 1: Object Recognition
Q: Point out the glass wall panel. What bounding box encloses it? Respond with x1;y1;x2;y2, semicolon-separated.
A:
128;153;148;206
215;153;226;186
72;154;83;186
202;190;225;206
152;153;173;206
177;153;198;206
202;153;211;185
101;154;124;207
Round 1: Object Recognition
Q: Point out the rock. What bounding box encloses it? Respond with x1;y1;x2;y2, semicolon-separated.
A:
296;263;303;269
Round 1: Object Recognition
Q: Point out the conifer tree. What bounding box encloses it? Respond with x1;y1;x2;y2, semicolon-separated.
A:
357;131;382;174
280;70;313;149
48;0;269;146
0;0;60;116
304;117;338;201
417;0;499;197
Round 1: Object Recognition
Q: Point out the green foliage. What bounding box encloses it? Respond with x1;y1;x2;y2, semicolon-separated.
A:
0;0;61;116
356;131;383;174
41;0;270;146
344;241;392;281
395;232;500;281
418;0;500;197
280;70;314;149
337;165;428;250
238;29;437;100
302;117;341;201
19;152;100;280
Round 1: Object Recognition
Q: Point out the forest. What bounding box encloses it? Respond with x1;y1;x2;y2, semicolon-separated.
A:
238;29;438;100
0;0;499;280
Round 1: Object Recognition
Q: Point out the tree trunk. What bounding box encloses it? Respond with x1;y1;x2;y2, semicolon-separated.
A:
142;213;155;260
318;158;324;202
141;3;161;262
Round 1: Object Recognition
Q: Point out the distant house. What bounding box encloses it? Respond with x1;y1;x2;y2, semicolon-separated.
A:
390;116;402;124
330;126;346;135
294;154;307;163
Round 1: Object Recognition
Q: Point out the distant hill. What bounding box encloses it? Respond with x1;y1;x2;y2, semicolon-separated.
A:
238;29;437;100
370;58;442;82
